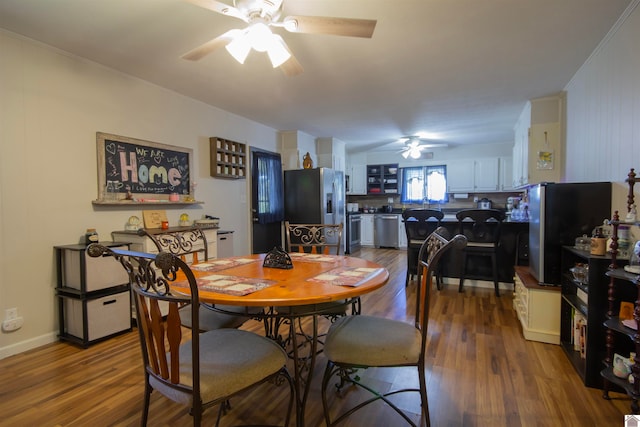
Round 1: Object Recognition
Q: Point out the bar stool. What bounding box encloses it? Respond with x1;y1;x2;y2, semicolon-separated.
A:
402;209;444;287
456;209;505;296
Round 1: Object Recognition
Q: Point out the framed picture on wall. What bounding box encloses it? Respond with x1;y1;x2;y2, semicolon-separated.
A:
95;132;195;204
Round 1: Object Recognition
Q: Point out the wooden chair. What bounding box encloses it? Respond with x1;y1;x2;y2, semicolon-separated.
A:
402;209;445;287
138;227;255;331
86;244;294;427
320;227;467;426
456;208;505;296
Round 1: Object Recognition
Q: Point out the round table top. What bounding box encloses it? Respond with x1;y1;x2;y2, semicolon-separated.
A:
176;253;389;307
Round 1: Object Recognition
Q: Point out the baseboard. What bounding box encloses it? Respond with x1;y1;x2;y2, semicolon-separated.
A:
0;332;58;360
441;277;514;292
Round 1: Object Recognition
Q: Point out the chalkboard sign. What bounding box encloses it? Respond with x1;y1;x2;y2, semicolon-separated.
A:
96;132;193;202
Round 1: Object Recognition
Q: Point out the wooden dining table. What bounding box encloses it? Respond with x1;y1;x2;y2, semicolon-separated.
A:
173;252;390;427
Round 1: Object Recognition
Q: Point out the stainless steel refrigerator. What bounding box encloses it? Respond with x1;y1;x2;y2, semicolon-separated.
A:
528;182;611;285
284;168;345;250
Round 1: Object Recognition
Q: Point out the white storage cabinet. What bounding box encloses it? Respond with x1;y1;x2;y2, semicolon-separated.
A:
55;242;132;347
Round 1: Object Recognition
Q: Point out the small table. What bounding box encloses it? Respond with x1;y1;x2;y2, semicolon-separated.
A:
174;253;389;427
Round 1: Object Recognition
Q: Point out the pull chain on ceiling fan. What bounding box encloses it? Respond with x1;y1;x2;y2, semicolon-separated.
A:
182;0;377;76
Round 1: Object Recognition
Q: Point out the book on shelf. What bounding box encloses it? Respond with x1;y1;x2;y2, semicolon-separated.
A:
576;288;588;305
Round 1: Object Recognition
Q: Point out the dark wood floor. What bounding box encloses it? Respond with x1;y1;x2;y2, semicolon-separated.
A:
0;248;631;426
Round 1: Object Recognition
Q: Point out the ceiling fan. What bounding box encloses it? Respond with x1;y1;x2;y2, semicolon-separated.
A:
397;136;449;159
181;0;377;76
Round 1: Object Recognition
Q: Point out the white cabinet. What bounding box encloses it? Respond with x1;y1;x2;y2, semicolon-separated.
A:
347;164;367;195
446;159;475;192
512;94;564;188
473;158;499;192
360;214;374;246
499;156;514;191
447;158;499;193
513;267;561;344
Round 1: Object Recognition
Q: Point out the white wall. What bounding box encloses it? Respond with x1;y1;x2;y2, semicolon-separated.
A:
564;2;640;185
0;30;280;358
564;1;640;217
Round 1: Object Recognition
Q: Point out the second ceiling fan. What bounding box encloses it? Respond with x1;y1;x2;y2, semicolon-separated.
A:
182;0;377;76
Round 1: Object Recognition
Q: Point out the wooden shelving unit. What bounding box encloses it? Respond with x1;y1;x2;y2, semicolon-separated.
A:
210;137;247;179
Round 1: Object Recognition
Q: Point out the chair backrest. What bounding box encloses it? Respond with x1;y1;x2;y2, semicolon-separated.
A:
138;226;208;263
402;209;445;244
284;221;343;255
455;208;505;245
415;228;467;346
87;244;202;403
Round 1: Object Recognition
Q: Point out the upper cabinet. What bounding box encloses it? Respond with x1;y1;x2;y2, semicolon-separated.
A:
513;93;565;187
367;164;399;195
499;156;514;191
447;158;499;193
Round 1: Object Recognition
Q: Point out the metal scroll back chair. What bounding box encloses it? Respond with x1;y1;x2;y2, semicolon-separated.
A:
456;208;505;296
283;222;358;315
86;244;294;427
320;227;467;427
138;227;251;331
402;209;445;287
284;221;343;256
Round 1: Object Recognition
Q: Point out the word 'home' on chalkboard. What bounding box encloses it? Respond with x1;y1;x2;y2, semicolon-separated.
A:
96;132;193;201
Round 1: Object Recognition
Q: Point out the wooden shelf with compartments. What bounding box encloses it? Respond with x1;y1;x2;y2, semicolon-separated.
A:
210;137;247;179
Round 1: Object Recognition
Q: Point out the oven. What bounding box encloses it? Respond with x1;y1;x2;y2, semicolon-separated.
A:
345;213;361;254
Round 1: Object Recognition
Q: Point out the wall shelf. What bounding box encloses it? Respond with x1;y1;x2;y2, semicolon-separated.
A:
210;137;247;179
92;200;204;206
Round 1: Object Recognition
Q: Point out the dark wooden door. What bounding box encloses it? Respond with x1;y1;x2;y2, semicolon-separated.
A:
250;148;284;254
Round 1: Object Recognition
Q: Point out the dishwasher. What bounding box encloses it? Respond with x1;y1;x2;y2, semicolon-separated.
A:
374;214;399;248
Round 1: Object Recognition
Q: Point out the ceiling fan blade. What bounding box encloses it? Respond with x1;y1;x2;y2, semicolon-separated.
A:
183;0;248;21
282;15;376;38
181;29;240;61
279;53;304;77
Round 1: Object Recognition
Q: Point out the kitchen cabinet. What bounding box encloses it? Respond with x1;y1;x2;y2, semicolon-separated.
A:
360;214;374;247
473;158;499;192
513;266;561;344
560;246;612;388
366;164;398;195
447;158;499;193
446;159;475;192
500;156;514;191
55;242;132;347
512;94;564;188
347;163;367;195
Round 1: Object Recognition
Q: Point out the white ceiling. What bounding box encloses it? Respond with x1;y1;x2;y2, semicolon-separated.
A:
0;0;632;153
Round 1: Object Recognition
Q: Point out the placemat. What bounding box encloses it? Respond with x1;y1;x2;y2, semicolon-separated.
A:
191;257;258;272
288;252;343;263
306;266;384;287
194;274;276;296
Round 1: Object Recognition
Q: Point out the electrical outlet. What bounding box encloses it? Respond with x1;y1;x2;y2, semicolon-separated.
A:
5;308;18;321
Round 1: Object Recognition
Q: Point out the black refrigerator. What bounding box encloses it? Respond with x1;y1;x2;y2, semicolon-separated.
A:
528;182;611;285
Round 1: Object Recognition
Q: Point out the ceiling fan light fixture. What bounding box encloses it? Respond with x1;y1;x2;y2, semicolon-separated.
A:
409;147;422;159
267;34;291;67
225;33;252;64
247;22;273;52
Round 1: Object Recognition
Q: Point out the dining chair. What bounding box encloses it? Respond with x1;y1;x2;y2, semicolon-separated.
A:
86;244;294;427
138;227;255;331
401;209;445;287
282;221;357;318
320;227;466;426
455;208;505;296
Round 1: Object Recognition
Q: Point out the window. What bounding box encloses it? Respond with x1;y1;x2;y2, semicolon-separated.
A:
400;165;448;204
